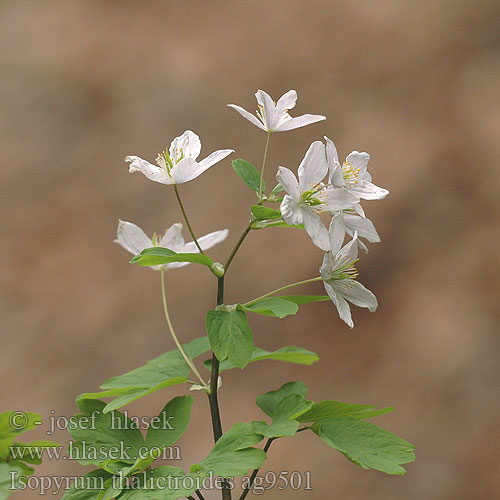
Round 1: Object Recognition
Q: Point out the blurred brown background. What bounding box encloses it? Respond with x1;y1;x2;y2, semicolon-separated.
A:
2;0;499;499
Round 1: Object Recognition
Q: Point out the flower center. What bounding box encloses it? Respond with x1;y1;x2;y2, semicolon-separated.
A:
330;258;359;281
300;183;329;208
342;161;360;188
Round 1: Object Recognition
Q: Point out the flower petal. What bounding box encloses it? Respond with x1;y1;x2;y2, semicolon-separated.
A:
351;180;389;200
324;282;354;328
276;167;300;200
273;113;326;132
115;220;152;255
169;130;201;162
298;141;327;191
255;89;277;129
169;158;200;184
328;212;346;254
336;233;359;265
325;137;345;187
275;90;297;115
197;148;234;170
322;187;359;211
280;194;303;225
160;222;185;250
338;280;378;312
125;156;173;185
183;229;229;253
301;208;330;251
343;214;380;243
227;104;266;131
345;151;370;176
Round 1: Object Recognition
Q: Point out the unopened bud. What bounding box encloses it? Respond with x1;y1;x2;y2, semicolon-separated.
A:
210;262;225;277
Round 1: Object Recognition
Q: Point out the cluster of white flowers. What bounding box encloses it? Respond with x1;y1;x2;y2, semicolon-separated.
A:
117;89;389;328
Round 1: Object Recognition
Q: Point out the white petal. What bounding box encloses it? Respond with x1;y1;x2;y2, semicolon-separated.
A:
169;130;201;162
322;187;359;211
298;141;327;191
198;149;233;170
227;104;266;131
338;280;378;312
328;213;346;254
276;167;300;200
345;151;370;176
160;222;185;250
275;90;297;115
324;136;339;164
343;214;380;243
351;180;389;200
273;113;326;132
183;229;229;253
336;233;359;266
352;203;365;217
169;149;232;183
255;89;278;129
125;156;173;185
115;220;152;255
301;208;330;251
169;158;200;184
324;282;354;328
320;252;335;280
280;195;303;225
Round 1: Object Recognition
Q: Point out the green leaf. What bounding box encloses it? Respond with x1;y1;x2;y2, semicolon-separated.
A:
241;298;299;318
9;440;60;465
312;418;415;475
0;411;42;438
77;337;210;412
61;469;112;500
130;247;213;268
145;396;193;450
256;381;309;418
96;477;122;500
250;205;281;221
232;159;264;193
206;309;253;368
297;401;394;423
67;400;145;466
196;423;266;477
0;462;26;498
253;394;314;438
206;346;319;372
117;466;203;500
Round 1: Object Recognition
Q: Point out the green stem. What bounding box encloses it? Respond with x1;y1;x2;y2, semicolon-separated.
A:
161;269;208;389
239;438;275;500
224;223;252;271
207;276;232;500
173;184;204;254
258;131;271;203
244;276;322;306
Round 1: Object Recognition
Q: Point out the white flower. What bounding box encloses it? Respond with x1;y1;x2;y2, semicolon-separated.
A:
228;90;326;132
325;136;389;200
276;141;358;251
125;130;233;185
115;220;228;270
320;224;378;329
329;210;380;253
